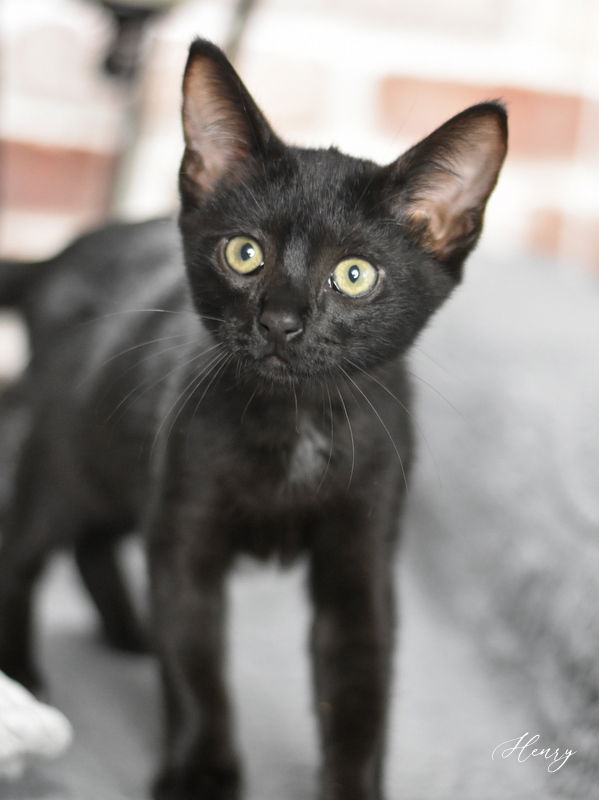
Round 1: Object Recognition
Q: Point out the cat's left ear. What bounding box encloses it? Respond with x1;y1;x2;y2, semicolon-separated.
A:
386;102;507;268
180;39;282;200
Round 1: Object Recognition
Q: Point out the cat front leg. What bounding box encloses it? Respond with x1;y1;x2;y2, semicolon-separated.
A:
148;497;240;800
308;503;397;800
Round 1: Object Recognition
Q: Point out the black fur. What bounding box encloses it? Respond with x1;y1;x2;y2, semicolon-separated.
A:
0;40;507;800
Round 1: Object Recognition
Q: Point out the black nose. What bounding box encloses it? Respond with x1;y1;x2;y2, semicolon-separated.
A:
259;308;304;343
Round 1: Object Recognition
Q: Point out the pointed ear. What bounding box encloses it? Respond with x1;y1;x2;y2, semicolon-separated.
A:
386;102;507;267
180;39;282;200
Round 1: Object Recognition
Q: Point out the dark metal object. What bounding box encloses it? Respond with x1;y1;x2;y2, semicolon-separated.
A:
86;0;258;212
99;2;176;82
224;0;258;62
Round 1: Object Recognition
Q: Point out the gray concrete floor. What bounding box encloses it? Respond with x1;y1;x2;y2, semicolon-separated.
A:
2;551;553;800
2;247;598;799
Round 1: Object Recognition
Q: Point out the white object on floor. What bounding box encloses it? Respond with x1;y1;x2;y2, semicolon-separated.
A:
0;669;72;780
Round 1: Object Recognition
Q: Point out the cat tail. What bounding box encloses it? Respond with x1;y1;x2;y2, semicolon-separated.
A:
0;259;44;309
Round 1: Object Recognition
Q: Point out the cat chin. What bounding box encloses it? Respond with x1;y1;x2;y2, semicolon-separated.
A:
252;355;299;384
243;354;325;388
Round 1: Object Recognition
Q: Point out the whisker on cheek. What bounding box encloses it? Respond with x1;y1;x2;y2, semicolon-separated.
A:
338;365;409;493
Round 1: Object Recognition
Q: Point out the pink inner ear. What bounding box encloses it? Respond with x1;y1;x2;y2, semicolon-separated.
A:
406;117;506;261
182;59;251;193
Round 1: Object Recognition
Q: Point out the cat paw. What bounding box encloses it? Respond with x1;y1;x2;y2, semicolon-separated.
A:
152;761;241;800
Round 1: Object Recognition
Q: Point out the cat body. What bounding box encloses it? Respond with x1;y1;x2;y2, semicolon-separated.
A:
3;193;414;561
0;40;507;800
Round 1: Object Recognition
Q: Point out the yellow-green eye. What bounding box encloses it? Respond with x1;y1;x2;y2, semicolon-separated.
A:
224;236;264;274
331;257;378;297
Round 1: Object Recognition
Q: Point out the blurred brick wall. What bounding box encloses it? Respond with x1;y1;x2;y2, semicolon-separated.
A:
1;0;599;268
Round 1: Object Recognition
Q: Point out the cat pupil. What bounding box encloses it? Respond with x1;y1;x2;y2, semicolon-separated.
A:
241;243;254;261
349;265;360;282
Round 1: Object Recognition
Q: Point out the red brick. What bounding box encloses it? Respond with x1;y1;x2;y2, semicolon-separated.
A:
0;140;115;214
577;98;599;157
527;208;564;258
378;76;586;158
563;216;599;271
526;208;599;270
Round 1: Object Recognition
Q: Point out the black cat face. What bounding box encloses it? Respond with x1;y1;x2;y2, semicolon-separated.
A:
181;147;454;384
178;40;508;386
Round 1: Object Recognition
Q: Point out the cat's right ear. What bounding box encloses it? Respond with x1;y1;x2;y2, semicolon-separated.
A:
180;39;282;201
384;102;508;270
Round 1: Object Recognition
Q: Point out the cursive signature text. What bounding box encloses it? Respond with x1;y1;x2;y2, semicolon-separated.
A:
492;732;575;773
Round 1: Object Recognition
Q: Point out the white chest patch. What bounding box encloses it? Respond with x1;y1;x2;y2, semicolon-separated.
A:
288;415;329;488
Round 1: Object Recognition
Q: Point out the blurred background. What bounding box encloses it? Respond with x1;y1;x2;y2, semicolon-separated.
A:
1;0;599;269
1;2;599;800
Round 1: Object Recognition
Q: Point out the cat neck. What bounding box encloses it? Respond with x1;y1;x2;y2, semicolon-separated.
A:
205;356;407;449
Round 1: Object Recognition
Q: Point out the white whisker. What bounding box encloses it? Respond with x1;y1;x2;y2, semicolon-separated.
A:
317;383;335;493
339;366;409;493
240;386;258;424
407;369;465;422
150;348;227;455
107;341;223;422
345;358;440;490
335;381;354;489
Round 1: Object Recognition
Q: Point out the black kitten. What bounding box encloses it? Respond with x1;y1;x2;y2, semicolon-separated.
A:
0;40;507;800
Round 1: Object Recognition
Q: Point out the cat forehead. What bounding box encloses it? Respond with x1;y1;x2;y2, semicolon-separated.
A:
286;146;377;195
201;146;388;252
241;147;382;227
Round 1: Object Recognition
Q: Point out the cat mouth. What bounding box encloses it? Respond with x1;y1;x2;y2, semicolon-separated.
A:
251;351;297;382
261;353;290;372
255;341;293;372
245;342;314;383
264;353;287;367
